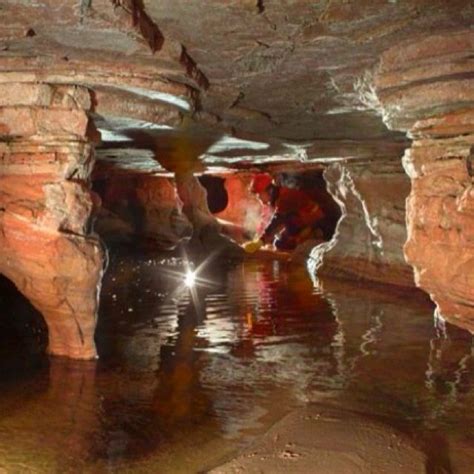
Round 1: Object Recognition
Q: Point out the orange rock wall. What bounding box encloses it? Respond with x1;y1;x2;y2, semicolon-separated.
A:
375;30;474;330
0;83;104;359
93;172;193;249
214;172;271;239
403;131;474;331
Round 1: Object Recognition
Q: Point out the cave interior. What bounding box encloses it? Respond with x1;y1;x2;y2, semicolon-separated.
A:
0;1;473;472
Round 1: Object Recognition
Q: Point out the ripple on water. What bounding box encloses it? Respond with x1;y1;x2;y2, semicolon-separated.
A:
0;253;474;472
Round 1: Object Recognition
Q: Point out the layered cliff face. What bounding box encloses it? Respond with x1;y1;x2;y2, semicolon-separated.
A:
374;30;474;331
0;83;104;359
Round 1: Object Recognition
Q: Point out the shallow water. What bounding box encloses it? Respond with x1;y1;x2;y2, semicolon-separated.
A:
0;252;473;473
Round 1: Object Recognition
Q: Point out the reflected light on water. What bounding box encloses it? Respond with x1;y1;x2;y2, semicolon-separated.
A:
1;254;474;473
184;269;196;288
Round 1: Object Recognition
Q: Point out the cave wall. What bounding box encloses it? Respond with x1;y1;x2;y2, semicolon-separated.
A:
403;132;474;331
374;30;474;330
0;83;104;359
93;173;193;249
214;172;271;240
312;29;474;332
310;157;415;288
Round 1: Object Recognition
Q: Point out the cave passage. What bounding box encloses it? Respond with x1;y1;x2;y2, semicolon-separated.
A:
0;1;473;472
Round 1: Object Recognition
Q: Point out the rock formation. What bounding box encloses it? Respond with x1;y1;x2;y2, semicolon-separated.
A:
0;83;104;358
214;172;268;240
374;29;474;331
0;1;473;358
92;168;193;249
310;156;415;288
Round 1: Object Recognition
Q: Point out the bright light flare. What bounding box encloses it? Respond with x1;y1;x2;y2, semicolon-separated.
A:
184;269;197;288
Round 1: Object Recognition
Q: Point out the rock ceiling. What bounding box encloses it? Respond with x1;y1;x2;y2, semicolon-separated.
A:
1;0;472;167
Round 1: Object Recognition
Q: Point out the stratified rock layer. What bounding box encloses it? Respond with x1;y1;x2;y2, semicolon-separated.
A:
403;132;474;331
375;30;474;330
0;83;104;359
311;157;415;288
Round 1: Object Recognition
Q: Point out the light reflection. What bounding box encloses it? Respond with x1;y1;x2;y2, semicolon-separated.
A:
184;269;196;288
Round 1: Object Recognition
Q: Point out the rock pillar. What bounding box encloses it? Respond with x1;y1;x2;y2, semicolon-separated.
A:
0;82;104;358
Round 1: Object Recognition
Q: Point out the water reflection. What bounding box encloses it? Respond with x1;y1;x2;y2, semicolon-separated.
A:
0;253;473;472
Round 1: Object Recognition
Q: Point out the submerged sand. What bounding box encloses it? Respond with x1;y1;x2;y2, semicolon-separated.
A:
210;405;427;474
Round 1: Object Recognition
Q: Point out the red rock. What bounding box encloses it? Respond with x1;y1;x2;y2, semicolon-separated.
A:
0;85;104;359
93;172;193;248
403;137;474;331
373;31;474;330
214;172;270;239
0;212;103;359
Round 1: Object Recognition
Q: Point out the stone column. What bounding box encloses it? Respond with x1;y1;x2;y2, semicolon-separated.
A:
375;30;474;331
0;83;104;359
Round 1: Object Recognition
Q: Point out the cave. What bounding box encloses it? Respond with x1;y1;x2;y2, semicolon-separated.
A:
0;1;473;472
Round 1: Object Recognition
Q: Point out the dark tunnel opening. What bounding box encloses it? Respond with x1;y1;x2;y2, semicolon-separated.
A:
275;169;341;241
198;175;229;214
0;274;48;376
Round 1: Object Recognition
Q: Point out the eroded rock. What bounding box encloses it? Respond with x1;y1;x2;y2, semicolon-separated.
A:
374;30;474;331
311;158;415;288
0;84;104;359
403;137;474;331
93;171;193;249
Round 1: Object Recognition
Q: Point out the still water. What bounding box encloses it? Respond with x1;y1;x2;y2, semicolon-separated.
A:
0;252;473;473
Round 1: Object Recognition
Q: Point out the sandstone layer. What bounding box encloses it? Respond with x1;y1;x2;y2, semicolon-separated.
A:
93;169;193;250
0;83;104;359
375;30;474;330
